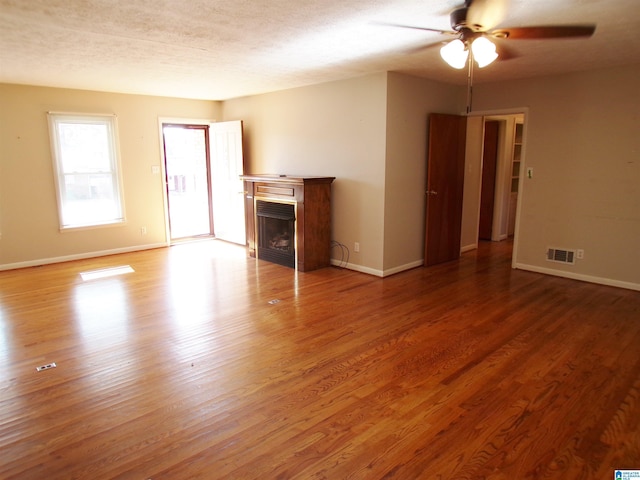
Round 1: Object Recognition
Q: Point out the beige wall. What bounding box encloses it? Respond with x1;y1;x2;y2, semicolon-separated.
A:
223;74;390;274
222;72;465;276
0;84;220;268
383;72;462;273
2;63;638;289
474;64;640;289
461;116;484;251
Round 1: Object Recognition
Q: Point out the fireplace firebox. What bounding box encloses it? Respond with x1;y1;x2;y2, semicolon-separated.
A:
241;175;335;271
256;200;295;268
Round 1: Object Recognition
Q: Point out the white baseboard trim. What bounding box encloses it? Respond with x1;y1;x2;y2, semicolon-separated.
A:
382;259;424;277
331;259;383;277
514;263;640;292
460;243;478;253
331;259;424;278
0;243;167;271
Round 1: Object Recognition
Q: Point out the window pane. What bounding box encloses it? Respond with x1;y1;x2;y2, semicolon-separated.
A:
61;174;120;226
49;113;125;229
63;173;115;201
58;122;112;172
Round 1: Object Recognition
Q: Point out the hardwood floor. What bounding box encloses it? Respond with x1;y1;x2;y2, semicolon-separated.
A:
1;240;638;479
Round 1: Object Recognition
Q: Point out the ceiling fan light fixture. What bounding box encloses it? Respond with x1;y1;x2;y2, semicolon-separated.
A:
440;39;468;69
471;36;498;67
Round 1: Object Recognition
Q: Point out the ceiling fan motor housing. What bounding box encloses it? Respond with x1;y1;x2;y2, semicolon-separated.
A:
451;7;484;32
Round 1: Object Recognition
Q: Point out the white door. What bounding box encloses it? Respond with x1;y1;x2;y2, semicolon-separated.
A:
210;120;246;245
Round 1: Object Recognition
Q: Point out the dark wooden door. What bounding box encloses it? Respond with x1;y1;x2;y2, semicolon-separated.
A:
478;120;500;240
424;113;467;267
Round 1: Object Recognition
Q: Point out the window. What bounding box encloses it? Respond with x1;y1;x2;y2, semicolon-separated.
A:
48;113;125;230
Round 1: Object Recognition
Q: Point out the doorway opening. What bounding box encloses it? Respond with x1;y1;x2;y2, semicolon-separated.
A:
159;119;246;246
426;111;526;268
474;113;525;260
458;111;525;267
162;124;213;241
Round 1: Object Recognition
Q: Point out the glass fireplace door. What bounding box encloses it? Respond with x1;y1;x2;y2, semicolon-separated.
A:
256;200;296;268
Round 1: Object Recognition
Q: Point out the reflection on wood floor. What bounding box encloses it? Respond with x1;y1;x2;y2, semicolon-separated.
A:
0;239;639;479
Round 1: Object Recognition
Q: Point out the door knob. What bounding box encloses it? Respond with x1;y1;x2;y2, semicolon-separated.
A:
426;190;438;195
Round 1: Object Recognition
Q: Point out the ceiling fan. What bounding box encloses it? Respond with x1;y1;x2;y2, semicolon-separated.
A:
384;0;596;111
391;0;596;68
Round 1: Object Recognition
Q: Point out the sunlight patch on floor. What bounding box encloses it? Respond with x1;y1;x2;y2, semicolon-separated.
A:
80;265;135;281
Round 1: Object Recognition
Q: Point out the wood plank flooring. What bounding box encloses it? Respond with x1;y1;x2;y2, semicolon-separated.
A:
0;240;639;479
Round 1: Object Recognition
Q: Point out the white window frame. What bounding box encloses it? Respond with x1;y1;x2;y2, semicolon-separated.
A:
48;112;126;230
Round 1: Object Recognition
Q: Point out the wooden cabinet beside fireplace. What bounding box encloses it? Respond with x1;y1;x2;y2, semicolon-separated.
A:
241;175;335;272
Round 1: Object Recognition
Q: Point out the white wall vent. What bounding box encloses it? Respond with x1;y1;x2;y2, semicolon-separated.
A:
546;247;576;265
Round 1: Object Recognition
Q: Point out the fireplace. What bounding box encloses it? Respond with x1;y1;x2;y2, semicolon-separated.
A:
241;175;335;271
256;200;295;268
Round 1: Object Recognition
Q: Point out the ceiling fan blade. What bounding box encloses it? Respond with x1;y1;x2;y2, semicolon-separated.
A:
406;41;448;55
372;21;456;36
490;25;596;40
467;0;510;30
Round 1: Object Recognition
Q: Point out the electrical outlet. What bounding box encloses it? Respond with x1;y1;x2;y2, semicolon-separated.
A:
354;242;360;253
141;226;147;235
576;249;584;259
527;167;534;179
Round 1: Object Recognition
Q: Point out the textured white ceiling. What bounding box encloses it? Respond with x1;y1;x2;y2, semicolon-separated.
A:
1;0;639;100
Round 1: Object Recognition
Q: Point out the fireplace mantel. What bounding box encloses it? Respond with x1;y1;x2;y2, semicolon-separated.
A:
241;174;335;272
